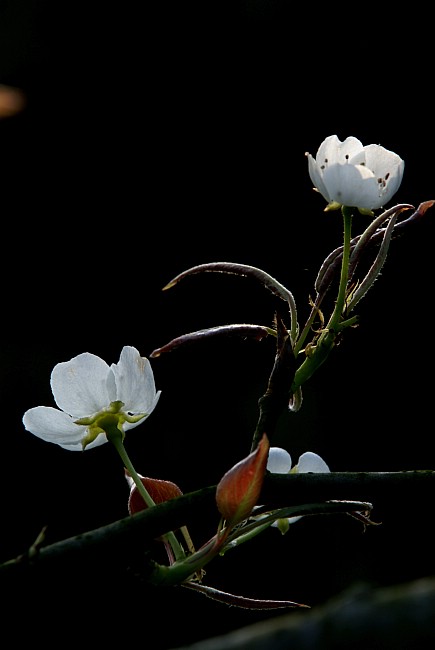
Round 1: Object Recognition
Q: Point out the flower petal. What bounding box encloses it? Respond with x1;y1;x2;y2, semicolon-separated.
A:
361;144;403;178
307;136;365;203
112;346;161;416
361;144;405;206
51;353;111;417
22;406;88;447
307;152;330;201
317;135;363;166
267;447;292;474
322;163;381;209
296;451;330;473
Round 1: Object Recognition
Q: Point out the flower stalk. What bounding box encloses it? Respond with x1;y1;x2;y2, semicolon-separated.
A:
107;423;186;562
290;205;354;392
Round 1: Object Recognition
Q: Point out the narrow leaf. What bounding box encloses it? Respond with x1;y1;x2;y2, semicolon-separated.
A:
162;262;298;342
150;324;270;358
182;581;310;609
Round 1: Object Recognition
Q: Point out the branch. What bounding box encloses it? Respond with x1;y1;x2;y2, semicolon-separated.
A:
1;471;434;587
251;313;296;451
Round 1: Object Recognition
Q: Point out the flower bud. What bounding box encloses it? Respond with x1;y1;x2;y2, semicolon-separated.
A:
125;471;183;515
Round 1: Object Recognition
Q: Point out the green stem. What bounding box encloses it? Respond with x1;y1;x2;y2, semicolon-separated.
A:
325;205;353;332
293;298;323;358
219;521;273;554
106;424;186;562
149;530;225;586
291;206;353;392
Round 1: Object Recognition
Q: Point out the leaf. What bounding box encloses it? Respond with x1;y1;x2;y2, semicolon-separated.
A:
150;324;270;358
182;581;310;609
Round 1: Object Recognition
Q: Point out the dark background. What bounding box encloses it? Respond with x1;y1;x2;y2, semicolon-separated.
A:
1;2;434;647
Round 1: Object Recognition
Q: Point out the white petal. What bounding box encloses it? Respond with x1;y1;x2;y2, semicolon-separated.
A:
316;135;363;166
380;168;404;205
23;406;108;451
267;447;292;474
315;134;339;164
106;366;117;403
51;353;111;417
287;515;303;525
361;144;403;178
23;406;87;444
361;144;405;206
124;472;135;491
112;346;161;415
322;163;382;210
307;152;330;201
296;451;330;473
308;136;366;204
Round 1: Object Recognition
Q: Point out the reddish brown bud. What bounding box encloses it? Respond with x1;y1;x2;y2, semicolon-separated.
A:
127;473;183;515
216;433;269;526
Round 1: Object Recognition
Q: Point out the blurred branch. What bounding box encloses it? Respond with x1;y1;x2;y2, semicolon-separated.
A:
260;469;435;506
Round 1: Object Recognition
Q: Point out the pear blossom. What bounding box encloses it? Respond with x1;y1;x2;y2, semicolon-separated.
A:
306;135;404;212
22;346;161;451
267;447;330;533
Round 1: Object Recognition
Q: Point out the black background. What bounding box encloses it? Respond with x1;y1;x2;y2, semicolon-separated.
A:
1;2;434;647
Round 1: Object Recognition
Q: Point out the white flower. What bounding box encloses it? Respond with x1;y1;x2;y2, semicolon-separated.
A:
22;346;161;451
306;135;404;211
267;447;330;532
